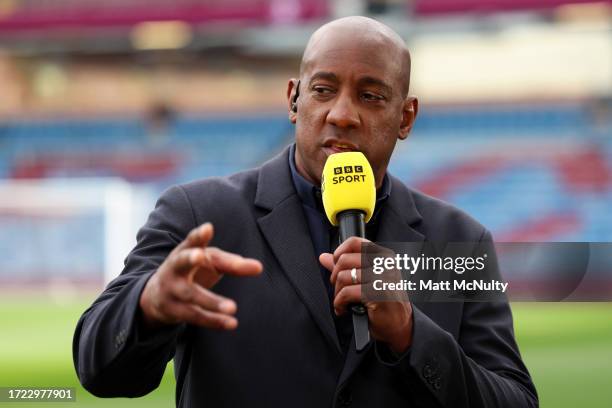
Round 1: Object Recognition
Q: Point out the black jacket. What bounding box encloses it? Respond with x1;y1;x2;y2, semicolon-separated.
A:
73;146;537;407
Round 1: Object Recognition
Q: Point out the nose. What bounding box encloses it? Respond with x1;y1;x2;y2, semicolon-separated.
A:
326;92;360;129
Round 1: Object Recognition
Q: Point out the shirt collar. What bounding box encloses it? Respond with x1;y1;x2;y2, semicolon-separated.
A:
288;143;391;213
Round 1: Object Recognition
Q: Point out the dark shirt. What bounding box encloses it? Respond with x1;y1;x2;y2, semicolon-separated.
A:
288;143;390;351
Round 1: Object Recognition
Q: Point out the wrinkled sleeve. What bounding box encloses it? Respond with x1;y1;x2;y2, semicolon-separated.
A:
73;185;196;397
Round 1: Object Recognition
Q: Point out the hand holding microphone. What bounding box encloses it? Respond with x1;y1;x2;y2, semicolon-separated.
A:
319;152;413;353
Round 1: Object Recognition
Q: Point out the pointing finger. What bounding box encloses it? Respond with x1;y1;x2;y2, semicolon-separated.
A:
207;247;263;277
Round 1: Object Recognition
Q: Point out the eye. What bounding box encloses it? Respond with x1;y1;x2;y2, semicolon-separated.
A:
312;85;335;95
362;92;384;101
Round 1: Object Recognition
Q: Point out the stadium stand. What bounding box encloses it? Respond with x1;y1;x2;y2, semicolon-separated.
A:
1;100;610;243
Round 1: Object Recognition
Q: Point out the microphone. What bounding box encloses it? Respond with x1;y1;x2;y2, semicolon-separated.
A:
321;151;376;351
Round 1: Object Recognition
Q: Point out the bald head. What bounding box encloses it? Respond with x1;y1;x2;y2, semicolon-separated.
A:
300;16;412;97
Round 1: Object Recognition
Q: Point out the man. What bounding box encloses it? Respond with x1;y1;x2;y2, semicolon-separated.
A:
73;16;537;407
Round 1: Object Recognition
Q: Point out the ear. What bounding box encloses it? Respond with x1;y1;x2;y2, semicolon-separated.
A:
287;78;299;124
398;96;418;140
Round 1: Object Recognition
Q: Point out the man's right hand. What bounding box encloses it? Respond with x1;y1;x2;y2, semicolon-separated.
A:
139;223;263;330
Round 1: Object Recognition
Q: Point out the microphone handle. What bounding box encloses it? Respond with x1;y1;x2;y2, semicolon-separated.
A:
338;210;366;242
337;210;370;351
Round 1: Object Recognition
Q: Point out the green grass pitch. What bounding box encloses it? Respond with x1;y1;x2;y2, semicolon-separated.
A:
0;295;610;407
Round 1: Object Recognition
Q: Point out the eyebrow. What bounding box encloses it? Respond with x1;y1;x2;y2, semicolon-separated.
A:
308;71;338;85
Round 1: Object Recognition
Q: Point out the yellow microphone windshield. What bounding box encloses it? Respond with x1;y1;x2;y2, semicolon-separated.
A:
321;151;376;226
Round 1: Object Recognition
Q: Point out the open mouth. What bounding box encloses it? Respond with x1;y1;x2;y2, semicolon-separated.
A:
323;141;359;155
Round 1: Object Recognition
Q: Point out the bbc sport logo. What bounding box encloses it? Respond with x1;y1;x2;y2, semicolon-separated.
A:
332;165;367;184
334;165;364;175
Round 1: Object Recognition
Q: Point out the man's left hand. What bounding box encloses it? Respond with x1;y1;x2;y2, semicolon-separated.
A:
319;237;413;354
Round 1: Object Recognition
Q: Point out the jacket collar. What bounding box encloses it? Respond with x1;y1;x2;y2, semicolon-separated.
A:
254;145;426;366
255;145;409;220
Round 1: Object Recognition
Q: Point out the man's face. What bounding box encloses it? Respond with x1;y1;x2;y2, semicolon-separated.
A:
288;30;417;188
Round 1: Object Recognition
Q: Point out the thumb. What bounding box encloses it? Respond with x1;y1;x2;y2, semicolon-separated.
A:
319;252;334;272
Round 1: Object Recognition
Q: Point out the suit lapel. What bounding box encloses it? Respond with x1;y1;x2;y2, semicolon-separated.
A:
255;147;342;354
253;149;432;376
338;175;427;387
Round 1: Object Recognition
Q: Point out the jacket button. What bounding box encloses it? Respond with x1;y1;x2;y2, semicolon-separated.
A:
433;377;442;390
114;329;127;348
422;364;434;379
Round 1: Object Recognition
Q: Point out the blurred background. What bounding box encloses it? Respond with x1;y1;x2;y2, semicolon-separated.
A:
0;0;610;407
